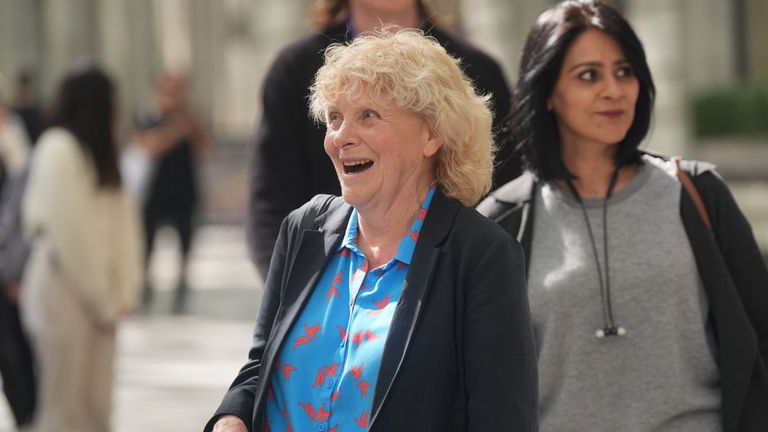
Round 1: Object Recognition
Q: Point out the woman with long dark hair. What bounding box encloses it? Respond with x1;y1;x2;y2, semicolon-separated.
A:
479;1;768;431
20;64;143;432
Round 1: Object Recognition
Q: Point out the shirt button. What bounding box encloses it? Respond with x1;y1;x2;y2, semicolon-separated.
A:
318;423;326;431
326;378;335;389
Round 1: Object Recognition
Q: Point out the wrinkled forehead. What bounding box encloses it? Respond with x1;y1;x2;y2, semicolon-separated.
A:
322;80;395;111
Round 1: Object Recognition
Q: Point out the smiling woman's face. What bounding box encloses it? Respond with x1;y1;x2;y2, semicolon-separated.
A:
548;29;640;151
323;88;441;212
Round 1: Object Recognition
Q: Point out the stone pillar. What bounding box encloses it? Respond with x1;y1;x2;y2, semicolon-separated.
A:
680;0;735;90
210;0;306;141
153;0;192;74
0;0;43;99
460;0;549;85
625;0;688;156
748;0;768;78
188;0;218;124
97;0;159;138
40;0;99;98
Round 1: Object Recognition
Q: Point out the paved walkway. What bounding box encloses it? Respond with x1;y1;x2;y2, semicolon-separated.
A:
0;225;263;432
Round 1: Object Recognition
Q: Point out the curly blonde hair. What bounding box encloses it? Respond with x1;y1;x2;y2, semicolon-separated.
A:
309;29;494;206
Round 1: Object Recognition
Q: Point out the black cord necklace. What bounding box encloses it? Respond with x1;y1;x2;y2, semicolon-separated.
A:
565;167;626;339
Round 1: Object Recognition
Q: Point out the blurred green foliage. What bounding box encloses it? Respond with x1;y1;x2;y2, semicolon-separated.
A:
692;83;768;137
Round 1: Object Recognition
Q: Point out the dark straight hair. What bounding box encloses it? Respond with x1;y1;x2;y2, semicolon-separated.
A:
508;0;655;180
50;63;121;188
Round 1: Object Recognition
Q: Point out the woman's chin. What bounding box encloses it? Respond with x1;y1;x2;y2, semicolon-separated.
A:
339;188;368;208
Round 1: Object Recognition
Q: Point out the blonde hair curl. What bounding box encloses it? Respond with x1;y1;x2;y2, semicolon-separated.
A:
309;29;494;206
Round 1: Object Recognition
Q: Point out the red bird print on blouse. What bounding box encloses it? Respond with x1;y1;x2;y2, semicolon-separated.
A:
368;295;391;315
357;380;372;397
350;365;364;381
264;186;437;432
355;411;370;428
281;364;297;380
292;323;321;349
323;363;339;377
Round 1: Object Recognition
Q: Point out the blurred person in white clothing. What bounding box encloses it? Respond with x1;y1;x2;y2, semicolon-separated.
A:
20;64;143;432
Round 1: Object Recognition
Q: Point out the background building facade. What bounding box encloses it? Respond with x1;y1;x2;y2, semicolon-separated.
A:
0;0;765;231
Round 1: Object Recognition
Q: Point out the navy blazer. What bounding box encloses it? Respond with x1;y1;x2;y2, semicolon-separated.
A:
206;191;538;431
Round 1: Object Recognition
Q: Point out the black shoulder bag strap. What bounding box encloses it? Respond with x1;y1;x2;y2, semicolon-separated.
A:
287;194;335;275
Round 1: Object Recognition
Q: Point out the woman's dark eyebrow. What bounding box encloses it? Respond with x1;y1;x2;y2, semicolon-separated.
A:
567;59;630;72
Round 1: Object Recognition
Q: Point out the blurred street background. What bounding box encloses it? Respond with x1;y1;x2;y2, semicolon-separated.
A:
0;0;766;431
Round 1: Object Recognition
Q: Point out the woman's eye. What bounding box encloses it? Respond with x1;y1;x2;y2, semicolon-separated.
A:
577;70;596;81
327;113;342;128
362;110;379;119
616;65;634;78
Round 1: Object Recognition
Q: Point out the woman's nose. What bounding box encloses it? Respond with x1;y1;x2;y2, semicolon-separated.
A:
332;120;358;149
601;76;623;99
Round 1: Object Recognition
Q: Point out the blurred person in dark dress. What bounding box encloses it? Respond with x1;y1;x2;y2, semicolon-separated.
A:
12;70;43;143
0;76;36;430
247;0;518;280
135;72;210;312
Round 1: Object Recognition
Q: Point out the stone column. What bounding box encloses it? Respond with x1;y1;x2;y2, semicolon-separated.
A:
211;0;306;140
188;0;218;124
680;0;735;89
460;0;549;85
40;0;99;99
97;0;159;138
625;0;688;156
0;0;43;98
747;0;768;77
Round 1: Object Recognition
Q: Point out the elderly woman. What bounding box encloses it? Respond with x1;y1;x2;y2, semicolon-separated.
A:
207;30;537;432
478;1;768;431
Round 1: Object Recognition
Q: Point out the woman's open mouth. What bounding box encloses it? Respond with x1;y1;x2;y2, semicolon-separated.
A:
343;160;374;174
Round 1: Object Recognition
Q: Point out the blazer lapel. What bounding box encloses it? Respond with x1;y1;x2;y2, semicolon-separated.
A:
253;201;351;415
369;191;460;428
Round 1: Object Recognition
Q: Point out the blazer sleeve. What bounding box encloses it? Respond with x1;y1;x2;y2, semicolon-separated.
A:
205;210;298;432
247;51;312;281
463;233;538;431
695;171;768;363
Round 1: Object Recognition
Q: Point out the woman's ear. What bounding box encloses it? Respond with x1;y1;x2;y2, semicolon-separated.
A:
423;126;443;158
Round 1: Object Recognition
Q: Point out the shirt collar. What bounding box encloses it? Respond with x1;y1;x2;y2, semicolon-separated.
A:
339;185;437;266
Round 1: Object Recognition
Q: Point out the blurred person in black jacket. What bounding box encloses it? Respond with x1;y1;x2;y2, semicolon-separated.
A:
12;70;43;143
135;72;210;313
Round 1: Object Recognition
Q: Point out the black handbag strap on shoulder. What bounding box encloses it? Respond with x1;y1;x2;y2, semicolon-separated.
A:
287;194;336;275
298;194;335;233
